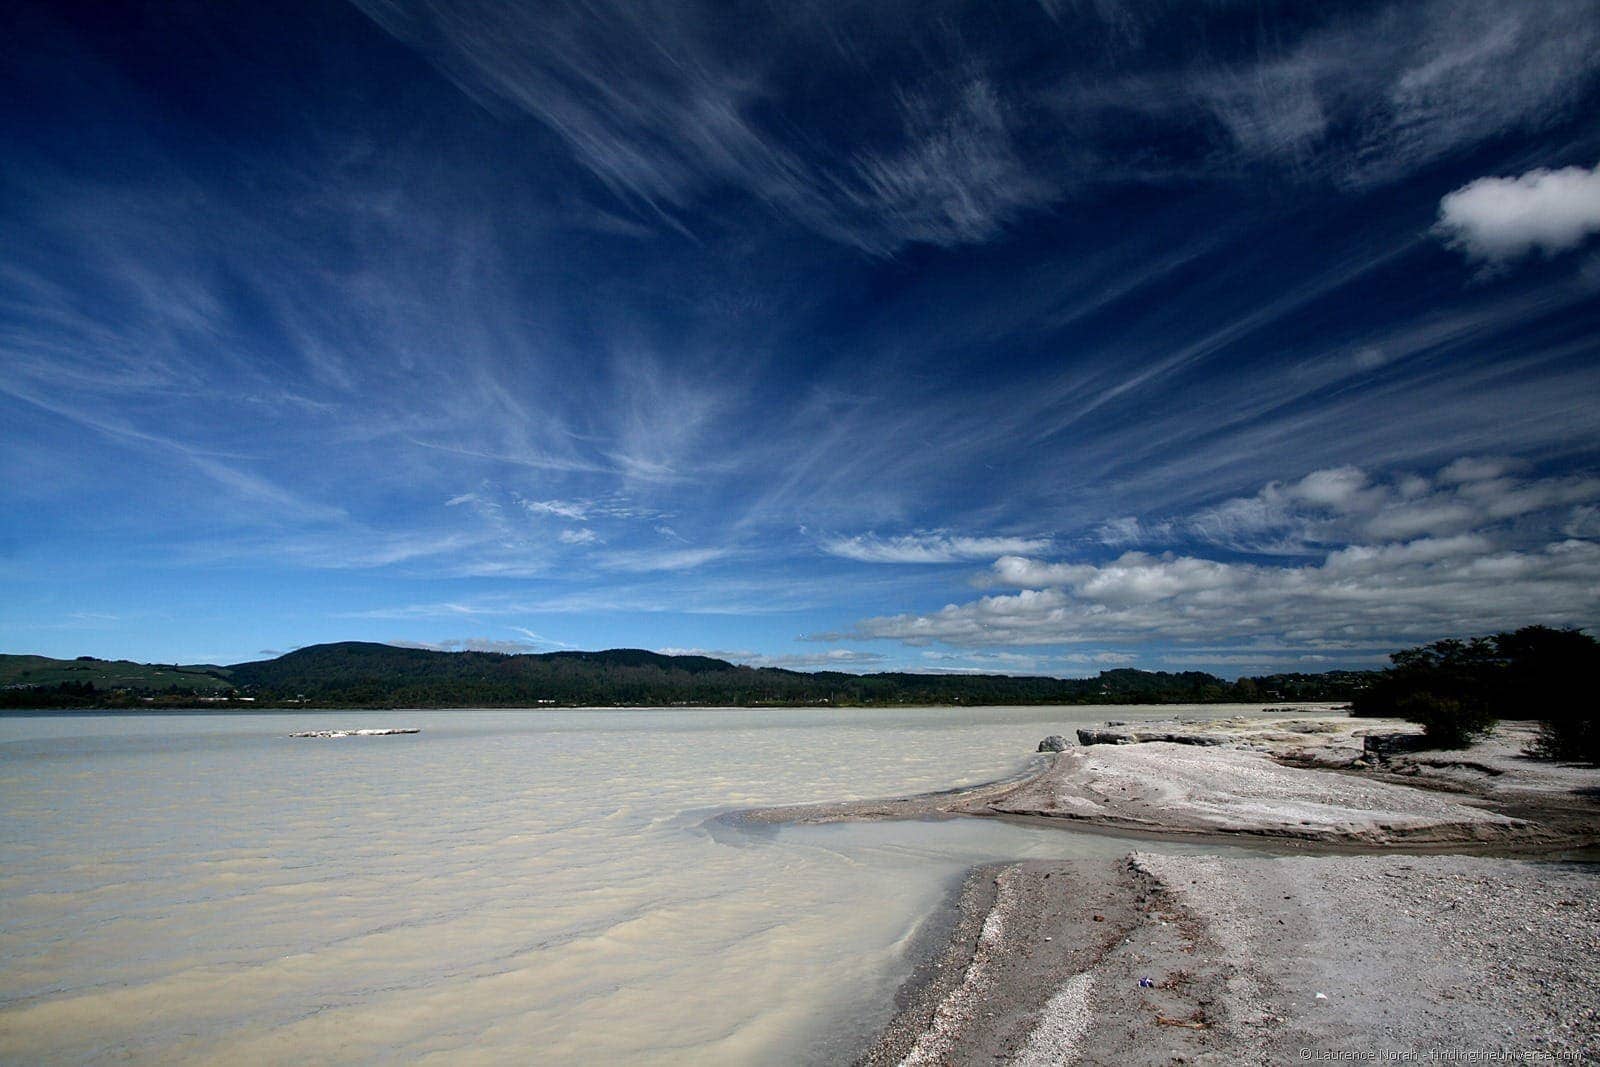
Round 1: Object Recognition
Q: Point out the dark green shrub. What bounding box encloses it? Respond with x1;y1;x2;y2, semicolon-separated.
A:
1392;692;1495;749
1500;626;1600;763
1352;626;1598;758
1526;718;1599;763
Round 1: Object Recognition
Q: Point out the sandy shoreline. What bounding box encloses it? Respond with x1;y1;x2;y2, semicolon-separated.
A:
859;852;1600;1065
735;714;1600;1064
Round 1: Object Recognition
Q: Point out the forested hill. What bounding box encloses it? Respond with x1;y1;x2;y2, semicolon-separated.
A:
1;641;1372;708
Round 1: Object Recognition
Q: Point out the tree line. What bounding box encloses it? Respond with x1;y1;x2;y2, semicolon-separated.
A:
3;641;1372;709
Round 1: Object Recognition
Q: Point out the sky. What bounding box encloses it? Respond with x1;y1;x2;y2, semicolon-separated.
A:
3;0;1599;677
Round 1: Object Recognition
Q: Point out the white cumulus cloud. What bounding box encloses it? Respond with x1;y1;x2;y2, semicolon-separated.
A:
1435;162;1600;263
847;539;1599;648
825;460;1600;654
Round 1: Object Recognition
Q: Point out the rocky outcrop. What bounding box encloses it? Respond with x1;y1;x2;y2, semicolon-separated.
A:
1361;732;1431;758
1075;727;1224;747
1037;735;1070;752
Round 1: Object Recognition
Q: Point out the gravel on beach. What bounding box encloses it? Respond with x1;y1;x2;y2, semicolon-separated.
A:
864;853;1600;1066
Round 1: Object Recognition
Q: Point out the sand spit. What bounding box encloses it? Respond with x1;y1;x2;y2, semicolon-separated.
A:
986;741;1523;845
745;717;1595;849
745;714;1600;1065
1075;715;1599;800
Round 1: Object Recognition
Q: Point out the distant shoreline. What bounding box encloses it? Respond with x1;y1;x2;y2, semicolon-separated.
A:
0;642;1374;710
0;699;1352;714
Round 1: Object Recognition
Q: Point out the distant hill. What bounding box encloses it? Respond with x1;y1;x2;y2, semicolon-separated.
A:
1;641;1375;709
0;654;233;695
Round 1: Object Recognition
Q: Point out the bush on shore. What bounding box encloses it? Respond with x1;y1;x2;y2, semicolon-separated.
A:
1351;627;1599;759
1501;626;1600;763
1391;692;1497;750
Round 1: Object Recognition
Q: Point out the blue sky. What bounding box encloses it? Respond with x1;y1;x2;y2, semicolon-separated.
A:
3;0;1599;676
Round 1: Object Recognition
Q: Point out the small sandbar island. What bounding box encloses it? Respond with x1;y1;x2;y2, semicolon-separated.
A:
288;727;421;738
741;714;1600;1064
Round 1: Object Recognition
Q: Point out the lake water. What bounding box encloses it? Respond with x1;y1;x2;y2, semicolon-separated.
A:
0;705;1291;1064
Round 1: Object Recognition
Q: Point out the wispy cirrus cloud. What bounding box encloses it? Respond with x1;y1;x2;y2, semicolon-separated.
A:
509;626;578;649
388;631;577;655
392;637;548;654
595;546;728;573
181;529;502;572
347;0;1054;254
820;532;1052;564
915;648;1134;675
335;578;821;622
846;77;1053;248
352;0;1600;255
342;602;491;620
522;499;591;520
656;646;886;670
1047;0;1600;188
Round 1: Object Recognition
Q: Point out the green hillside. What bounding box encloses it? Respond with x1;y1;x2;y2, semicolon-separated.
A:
0;654;233;693
2;642;1374;709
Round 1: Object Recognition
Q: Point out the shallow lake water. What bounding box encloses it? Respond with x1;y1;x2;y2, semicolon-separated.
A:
0;704;1296;1064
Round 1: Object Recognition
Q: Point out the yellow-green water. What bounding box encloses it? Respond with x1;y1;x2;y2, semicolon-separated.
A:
0;704;1288;1064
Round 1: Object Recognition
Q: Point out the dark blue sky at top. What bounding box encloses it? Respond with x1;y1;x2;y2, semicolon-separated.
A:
3;0;1599;674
